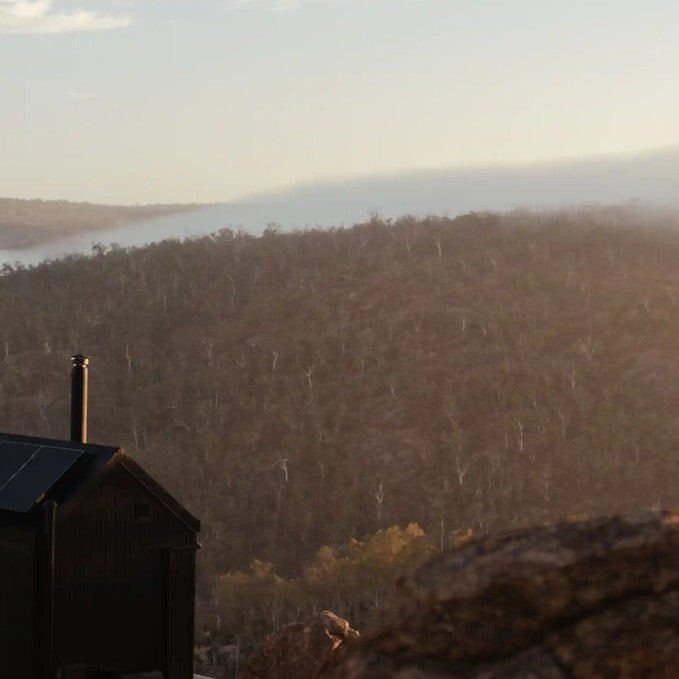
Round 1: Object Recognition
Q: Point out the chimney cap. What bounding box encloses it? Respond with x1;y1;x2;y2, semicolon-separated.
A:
70;354;90;366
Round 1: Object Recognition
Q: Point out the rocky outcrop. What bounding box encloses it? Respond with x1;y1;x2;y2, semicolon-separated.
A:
338;512;679;678
240;611;359;679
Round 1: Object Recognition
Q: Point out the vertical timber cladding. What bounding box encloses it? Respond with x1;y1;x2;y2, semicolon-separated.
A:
55;463;198;675
0;518;35;679
167;548;197;679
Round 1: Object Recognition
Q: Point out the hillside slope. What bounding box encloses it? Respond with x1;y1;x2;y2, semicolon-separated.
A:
1;208;678;584
0;197;196;249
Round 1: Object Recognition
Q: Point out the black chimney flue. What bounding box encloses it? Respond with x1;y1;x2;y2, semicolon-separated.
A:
70;354;90;443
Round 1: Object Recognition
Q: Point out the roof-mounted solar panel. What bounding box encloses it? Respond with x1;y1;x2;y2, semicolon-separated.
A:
0;441;84;512
0;441;37;487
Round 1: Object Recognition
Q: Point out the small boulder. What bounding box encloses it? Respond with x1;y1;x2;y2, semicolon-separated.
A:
240;611;358;679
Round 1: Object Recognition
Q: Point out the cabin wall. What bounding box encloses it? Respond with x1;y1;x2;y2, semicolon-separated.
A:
54;465;197;678
0;517;35;679
167;548;197;679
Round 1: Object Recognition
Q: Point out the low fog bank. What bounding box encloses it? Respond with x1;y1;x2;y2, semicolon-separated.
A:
249;147;679;219
502;202;679;232
3;148;679;267
4;203;679;272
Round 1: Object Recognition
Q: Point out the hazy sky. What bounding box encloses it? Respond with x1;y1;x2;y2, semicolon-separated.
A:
2;0;679;204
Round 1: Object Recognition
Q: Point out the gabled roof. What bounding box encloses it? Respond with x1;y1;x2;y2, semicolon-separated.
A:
0;432;118;513
118;455;200;533
0;432;199;533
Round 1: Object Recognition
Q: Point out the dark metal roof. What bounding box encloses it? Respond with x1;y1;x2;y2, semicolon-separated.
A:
0;432;199;532
0;432;118;514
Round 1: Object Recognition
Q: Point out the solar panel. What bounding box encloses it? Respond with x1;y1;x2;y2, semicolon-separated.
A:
0;441;84;512
0;441;36;487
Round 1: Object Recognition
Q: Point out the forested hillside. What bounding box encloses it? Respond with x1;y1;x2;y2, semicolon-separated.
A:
1;208;679;611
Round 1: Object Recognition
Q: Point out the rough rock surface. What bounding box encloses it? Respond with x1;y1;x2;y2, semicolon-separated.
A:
337;512;679;678
240;611;359;678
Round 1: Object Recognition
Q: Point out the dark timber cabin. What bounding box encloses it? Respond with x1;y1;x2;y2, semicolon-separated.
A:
0;356;200;679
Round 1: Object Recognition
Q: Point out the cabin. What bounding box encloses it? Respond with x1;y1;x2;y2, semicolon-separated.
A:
0;356;200;679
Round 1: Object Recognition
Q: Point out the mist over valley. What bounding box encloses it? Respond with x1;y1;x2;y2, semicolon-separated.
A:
4;147;679;267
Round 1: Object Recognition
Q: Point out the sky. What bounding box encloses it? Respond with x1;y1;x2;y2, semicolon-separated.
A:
1;0;679;204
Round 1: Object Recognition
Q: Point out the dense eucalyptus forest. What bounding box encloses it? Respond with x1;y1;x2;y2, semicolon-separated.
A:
1;208;679;657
